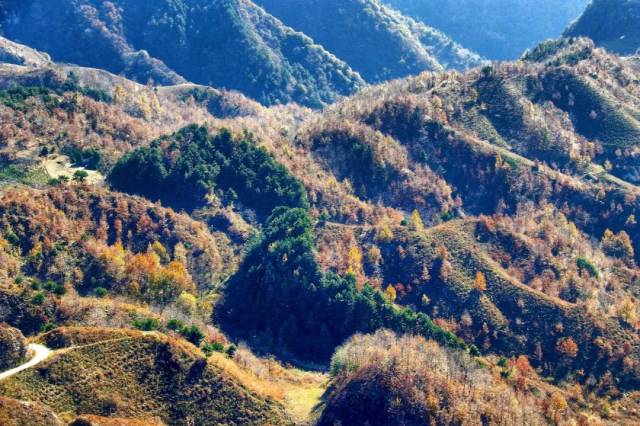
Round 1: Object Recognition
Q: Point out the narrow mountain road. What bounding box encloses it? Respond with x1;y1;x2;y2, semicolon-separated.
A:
0;344;52;381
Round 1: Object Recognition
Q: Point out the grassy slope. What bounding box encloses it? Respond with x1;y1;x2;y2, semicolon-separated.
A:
0;328;289;425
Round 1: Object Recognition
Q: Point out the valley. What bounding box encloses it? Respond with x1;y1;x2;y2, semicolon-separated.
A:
2;1;640;425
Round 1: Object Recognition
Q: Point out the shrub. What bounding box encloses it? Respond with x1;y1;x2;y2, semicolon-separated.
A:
167;319;185;331
202;342;225;356
132;317;159;331
94;287;108;298
180;325;205;346
31;292;46;305
576;257;599;278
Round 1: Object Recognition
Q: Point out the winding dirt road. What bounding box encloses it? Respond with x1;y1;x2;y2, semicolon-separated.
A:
0;344;51;381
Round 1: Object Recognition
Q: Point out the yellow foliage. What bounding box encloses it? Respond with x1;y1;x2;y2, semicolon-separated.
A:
619;297;638;327
366;245;382;266
177;292;198;315
114;84;126;104
151;241;170;264
385;285;397;302
409;209;424;232
347;245;363;277
376;222;394;243
473;271;487;292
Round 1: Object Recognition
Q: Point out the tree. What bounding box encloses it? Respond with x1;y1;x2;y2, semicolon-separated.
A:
114;84;126;104
376;222;394;243
409;209;425;232
366;245;382;266
473;271;487;293
556;337;578;358
385;285;397;302
347;245;364;279
602;229;634;260
181;325;205;346
72;170;88;182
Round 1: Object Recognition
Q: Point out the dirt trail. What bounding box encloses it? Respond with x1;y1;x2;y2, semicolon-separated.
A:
0;344;52;381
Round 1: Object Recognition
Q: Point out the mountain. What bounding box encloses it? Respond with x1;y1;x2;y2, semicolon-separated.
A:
383;0;589;59
0;0;364;107
254;0;483;82
565;0;640;55
3;9;640;424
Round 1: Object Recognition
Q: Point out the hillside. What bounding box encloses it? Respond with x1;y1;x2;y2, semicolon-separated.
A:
0;327;289;424
290;38;640;391
384;0;588;59
254;0;482;82
0;0;364;108
565;0;640;55
3;9;640;424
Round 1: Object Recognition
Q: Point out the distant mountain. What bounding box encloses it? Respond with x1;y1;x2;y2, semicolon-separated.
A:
254;0;483;83
0;0;364;107
384;0;588;59
565;0;640;55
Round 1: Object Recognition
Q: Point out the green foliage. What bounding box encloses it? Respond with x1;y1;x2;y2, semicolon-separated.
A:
0;164;49;186
109;126;309;216
165;319;204;346
109;147;168;200
255;0;480;83
576;257;600;278
40;323;56;333
202;342;225;356
132;317;159;331
0;86;57;112
30;292;45;305
565;0;640;55
522;39;567;62
180;324;205;346
43;280;66;295
72;170;89;182
66;147;102;170
220;207;465;361
2;0;362;107
94;287;108;298
226;343;237;358
166;319;185;331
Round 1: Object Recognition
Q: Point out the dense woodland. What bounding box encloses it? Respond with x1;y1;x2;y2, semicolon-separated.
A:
2;1;640;425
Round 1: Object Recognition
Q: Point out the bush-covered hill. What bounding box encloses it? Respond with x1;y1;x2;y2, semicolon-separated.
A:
0;327;289;425
295;38;640;392
254;0;482;82
4;23;640;423
384;0;588;59
0;0;364;108
565;0;640;55
320;330;549;425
